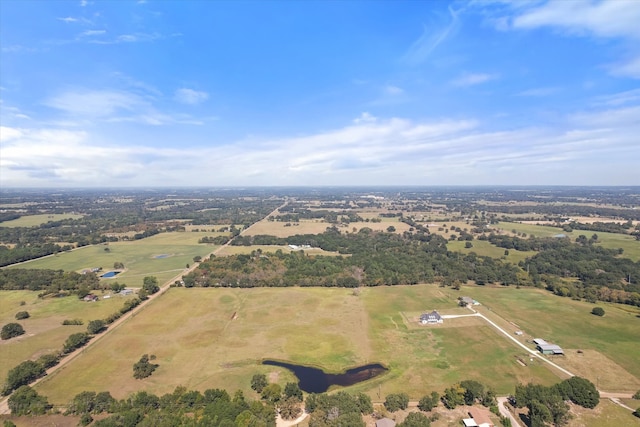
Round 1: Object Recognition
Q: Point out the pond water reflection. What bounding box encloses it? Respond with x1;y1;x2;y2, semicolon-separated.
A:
262;360;388;393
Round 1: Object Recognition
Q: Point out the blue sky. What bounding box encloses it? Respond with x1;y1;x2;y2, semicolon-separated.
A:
1;0;639;187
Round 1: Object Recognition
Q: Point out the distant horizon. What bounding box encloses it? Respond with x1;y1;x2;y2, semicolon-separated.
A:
2;1;639;187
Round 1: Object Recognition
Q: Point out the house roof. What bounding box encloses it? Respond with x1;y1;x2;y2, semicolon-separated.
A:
538;344;564;354
376;418;396;427
468;407;494;427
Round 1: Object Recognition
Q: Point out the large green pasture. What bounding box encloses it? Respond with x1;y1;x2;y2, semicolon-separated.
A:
494;222;640;261
36;285;561;405
0;214;84;228
447;240;536;264
0;290;137;380
461;285;640;391
6;232;220;287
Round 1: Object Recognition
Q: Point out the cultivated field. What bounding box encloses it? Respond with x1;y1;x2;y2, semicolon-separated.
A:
0;214;85;228
6;232;220;287
0;290;137;380
34;285;570;405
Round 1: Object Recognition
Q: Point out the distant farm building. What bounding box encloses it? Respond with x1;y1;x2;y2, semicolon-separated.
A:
119;289;134;296
83;294;99;302
462;406;495;427
534;338;564;355
420;310;443;325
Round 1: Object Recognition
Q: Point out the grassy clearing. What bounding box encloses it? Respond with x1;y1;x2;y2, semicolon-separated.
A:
447;240;536;264
6;232;218;287
0;290;136;380
569;399;639;427
216;245;343;257
493;222;640;261
245;218;412;238
461;285;640;391
0;214;85;228
35;285;562;405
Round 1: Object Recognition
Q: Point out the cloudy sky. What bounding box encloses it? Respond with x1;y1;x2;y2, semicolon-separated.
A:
1;0;639;187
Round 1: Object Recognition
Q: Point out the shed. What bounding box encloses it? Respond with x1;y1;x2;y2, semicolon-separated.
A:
467;407;494;427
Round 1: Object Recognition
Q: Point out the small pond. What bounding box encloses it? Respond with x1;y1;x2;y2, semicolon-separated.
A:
101;271;120;278
262;360;388;393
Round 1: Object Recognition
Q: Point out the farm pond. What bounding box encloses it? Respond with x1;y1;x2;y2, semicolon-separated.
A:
262;360;388;393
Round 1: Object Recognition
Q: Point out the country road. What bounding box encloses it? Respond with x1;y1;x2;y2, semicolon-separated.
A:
0;201;287;415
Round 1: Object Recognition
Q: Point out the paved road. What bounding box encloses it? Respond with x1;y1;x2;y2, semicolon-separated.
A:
0;202;287;415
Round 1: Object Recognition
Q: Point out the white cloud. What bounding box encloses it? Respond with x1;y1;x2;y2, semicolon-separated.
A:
609;55;640;79
403;6;460;65
516;87;559;97
174;88;209;105
384;85;404;95
80;30;106;37
452;73;498;87
2;100;638;186
58;17;79;23
44;89;144;117
511;0;640;40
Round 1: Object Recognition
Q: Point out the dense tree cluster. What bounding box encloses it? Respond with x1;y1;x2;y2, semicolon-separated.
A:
7;386;51;416
132;354;159;379
514;377;599;427
61;386;277;426
0;269;99;293
305;391;372;427
182;230;521;288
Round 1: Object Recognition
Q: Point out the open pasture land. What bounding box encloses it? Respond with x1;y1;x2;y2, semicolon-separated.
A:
461;285;640;391
6;232;218;287
494;221;640;261
216;245;344;257
36;285;561;405
245;217;411;238
447;240;536;264
0;290;136;380
0;213;85;228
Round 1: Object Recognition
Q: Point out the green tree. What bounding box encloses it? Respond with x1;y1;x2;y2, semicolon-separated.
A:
15;311;29;320
87;319;106;335
418;392;439;412
442;385;465;409
384;393;409;412
7;386;50;415
356;392;373;414
1;322;25;340
251;374;268;393
2;360;46;395
633;390;640;399
142;276;160;294
591;307;605;316
555;377;599;409
279;397;302;420
261;383;282;403
386;226;396;232
63;332;90;353
398;412;431;427
460;379;485;405
284;382;303;401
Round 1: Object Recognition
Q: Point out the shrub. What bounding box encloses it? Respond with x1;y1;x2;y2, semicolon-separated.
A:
15;311;30;320
1;323;25;340
591;307;605;316
133;354;159;379
633;390;640;399
62;319;84;325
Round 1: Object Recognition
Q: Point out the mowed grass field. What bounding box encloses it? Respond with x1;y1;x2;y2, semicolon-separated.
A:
0;214;85;228
461;285;640;392
0;290;137;380
6;232;221;288
36;285;568;405
447;240;536;264
246;217;412;238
